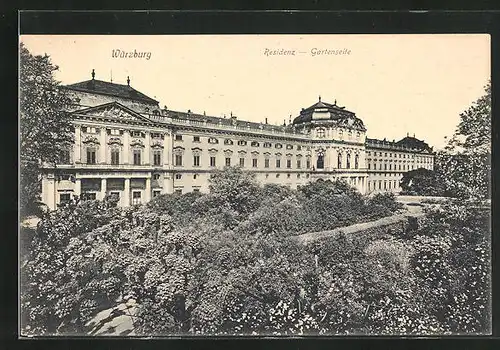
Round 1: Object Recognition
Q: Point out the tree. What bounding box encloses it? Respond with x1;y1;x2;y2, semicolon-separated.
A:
446;81;491;154
20;42;75;217
192;167;262;226
400;168;447;196
438;80;491;200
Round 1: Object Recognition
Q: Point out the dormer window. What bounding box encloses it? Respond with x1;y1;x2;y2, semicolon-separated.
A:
153;110;160;116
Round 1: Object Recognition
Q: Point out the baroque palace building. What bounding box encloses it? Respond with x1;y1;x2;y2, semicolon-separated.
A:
40;71;435;210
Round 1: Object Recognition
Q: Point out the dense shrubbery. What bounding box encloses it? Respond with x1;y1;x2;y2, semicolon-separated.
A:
147;168;401;236
20;168;490;336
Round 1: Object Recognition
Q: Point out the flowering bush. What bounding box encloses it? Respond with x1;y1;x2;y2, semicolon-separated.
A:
20;169;490;336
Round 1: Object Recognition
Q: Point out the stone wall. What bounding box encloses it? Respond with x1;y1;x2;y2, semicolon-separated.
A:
295;212;425;246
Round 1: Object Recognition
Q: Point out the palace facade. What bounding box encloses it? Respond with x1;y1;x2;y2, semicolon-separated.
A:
40;71;434;210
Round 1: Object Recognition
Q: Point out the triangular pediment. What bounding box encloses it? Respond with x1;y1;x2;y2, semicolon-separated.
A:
72;102;151;122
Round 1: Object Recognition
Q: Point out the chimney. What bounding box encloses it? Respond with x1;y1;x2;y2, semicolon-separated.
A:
318;95;321;102
91;69;95;80
289;114;292;124
265;117;268;124
127;76;130;86
407;132;409;137
188;109;191;113
413;133;416;138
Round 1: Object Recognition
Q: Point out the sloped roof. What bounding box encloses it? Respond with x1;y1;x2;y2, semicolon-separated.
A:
64;79;159;105
395;136;432;152
293;98;365;131
366;136;433;152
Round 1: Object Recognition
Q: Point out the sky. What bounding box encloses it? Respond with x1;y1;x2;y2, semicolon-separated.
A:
20;34;490;150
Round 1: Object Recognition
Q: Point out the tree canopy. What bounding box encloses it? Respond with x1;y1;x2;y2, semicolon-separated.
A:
438;80;491;200
20;42;75;217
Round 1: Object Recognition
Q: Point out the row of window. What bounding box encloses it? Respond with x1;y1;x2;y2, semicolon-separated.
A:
83;148;364;170
314;153;360;170
316;128;361;139
369;172;406;177
83;127;166;139
175;134;305;150
175;154;311;169
174;172;311;181
84;148;163;166
368;163;418;171
368;179;400;191
367;150;433;161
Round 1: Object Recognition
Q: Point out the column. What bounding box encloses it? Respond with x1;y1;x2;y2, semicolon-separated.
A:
123;131;130;164
100;178;107;200
123;178;130;207
164;131;173;166
144;132;151;165
99;128;106;163
325;149;331;171
164;173;174;194
74;125;81;163
44;174;56;210
74;177;81;199
145;177;151;203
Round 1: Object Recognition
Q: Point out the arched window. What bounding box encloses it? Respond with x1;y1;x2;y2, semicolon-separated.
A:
338;153;342;169
354;154;359;169
317;154;324;169
346;153;351;169
317;128;325;138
